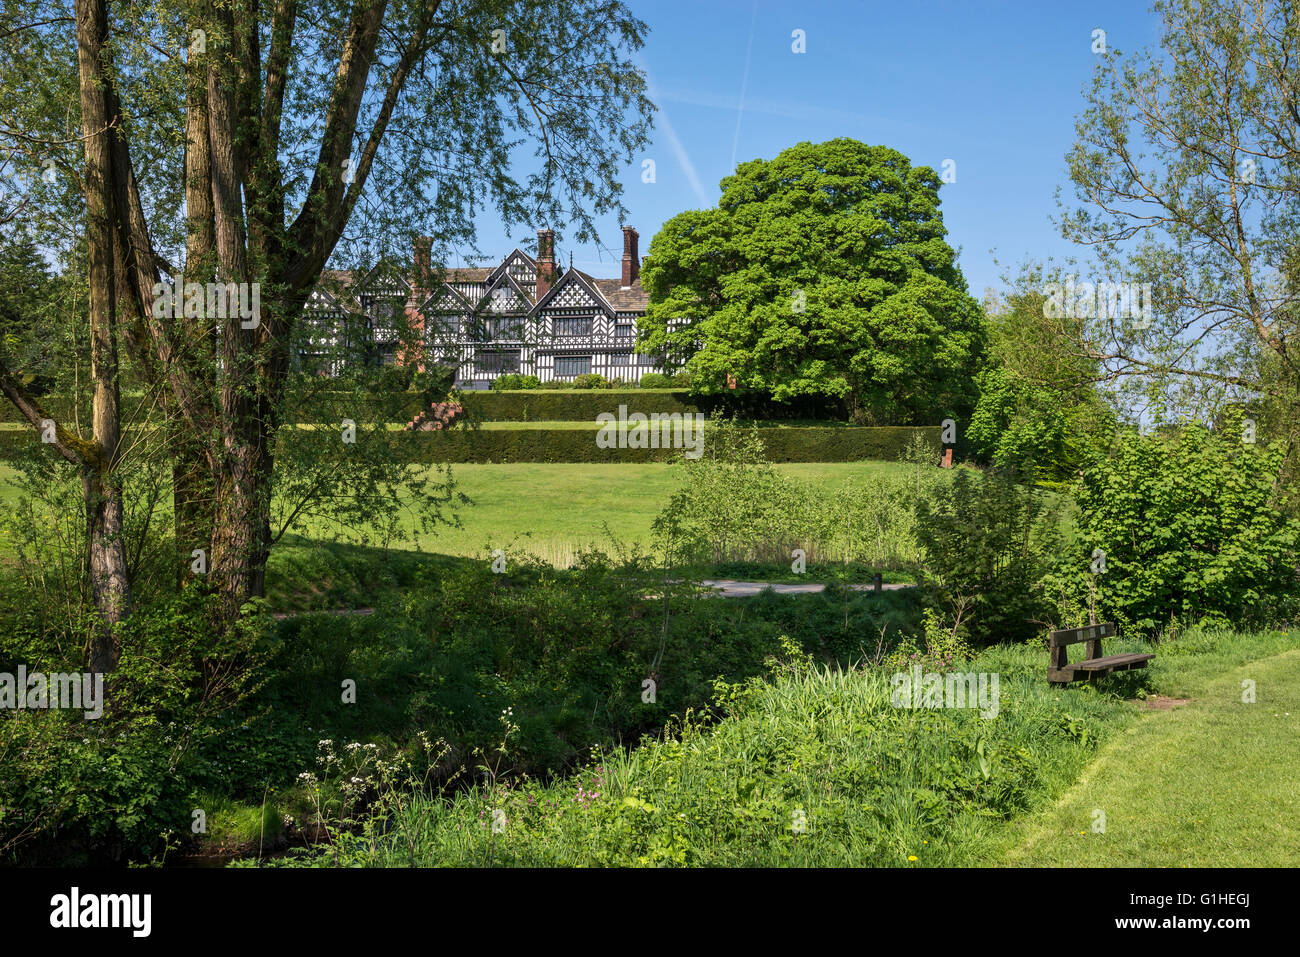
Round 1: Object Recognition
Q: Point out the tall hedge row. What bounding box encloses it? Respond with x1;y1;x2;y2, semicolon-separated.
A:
0;424;938;464
0;390;699;425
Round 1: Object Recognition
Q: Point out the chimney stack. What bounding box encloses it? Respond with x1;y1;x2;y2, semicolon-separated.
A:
622;226;639;288
536;228;556;299
413;235;432;298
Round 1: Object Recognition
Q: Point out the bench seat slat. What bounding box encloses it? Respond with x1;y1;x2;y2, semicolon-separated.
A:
1070;652;1156;671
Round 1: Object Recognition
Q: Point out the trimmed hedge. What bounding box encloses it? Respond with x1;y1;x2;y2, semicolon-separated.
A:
457;390;699;422
0;424;939;464
0;390;699;425
0;389;908;427
286;425;938;464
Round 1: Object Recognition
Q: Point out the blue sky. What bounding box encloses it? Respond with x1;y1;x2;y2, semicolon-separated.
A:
474;0;1164;298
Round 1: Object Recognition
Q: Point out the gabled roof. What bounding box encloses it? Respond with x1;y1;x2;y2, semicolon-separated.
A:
353;260;411;298
312;243;648;317
475;270;533;314
418;283;474;315
486;247;538;286
529;267;615;317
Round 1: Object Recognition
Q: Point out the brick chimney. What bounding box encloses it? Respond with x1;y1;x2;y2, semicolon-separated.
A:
621;226;639;288
412;235;432;299
536;228;556;299
405;236;432;374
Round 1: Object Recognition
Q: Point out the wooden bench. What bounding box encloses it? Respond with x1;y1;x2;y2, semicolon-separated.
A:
1047;622;1154;685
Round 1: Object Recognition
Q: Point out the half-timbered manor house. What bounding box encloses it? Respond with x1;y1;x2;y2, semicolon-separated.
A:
300;227;662;387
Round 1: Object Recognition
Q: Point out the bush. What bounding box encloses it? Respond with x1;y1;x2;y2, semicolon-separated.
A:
914;466;1067;645
490;373;539;391
638;373;672;389
671;371;693;389
460;390;698;422
1063;423;1300;634
0;589;270;864
653;419;938;572
571;373;606;390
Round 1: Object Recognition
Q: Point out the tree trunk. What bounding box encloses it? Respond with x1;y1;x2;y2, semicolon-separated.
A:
76;0;131;670
209;426;272;618
83;467;127;673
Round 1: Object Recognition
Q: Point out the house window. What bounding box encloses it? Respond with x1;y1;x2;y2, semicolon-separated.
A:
554;355;591;378
486;317;520;339
609;353;633;367
615;323;633;338
554;315;593;337
479;350;520;373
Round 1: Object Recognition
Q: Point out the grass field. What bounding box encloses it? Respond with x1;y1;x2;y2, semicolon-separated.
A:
0;460;922;568
996;632;1300;866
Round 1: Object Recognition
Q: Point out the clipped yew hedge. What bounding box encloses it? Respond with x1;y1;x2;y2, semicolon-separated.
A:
0;390;699;425
0;423;938;464
285;424;940;464
457;390;699;422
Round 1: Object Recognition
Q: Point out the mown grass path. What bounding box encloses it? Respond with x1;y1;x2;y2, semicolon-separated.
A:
997;648;1300;866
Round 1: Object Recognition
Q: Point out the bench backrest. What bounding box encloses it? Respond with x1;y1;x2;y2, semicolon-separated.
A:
1048;622;1115;648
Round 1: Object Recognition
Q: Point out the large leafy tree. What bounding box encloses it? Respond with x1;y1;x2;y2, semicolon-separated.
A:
638;138;986;424
0;0;654;663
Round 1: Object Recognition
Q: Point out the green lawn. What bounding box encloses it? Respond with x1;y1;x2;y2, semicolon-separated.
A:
995;637;1300;866
0;461;919;567
415;461;913;563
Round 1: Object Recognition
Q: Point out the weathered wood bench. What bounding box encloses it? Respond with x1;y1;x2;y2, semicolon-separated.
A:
1047;622;1154;685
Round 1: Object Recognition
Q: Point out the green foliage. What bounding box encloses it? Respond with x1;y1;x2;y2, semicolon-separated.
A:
270;370;468;551
637;373;672;389
0;229;69;395
490;373;540;391
272;640;1128;867
968;274;1115;481
276;423;940;465
915;467;1068;645
0;589;270;864
653;419;942;572
1065;423;1300;634
640;138;986;424
654;420;805;566
570;373;606;389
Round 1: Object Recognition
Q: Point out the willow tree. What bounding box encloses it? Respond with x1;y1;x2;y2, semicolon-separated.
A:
0;0;654;646
1059;0;1300;441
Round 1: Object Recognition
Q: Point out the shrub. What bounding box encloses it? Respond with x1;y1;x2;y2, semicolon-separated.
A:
571;373;606;390
1065;423;1300;634
638;372;672;389
490;373;539;391
459;390;698;422
914;466;1067;645
0;589;270;864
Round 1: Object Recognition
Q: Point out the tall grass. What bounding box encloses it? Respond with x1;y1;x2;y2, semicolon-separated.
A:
267;640;1132;867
